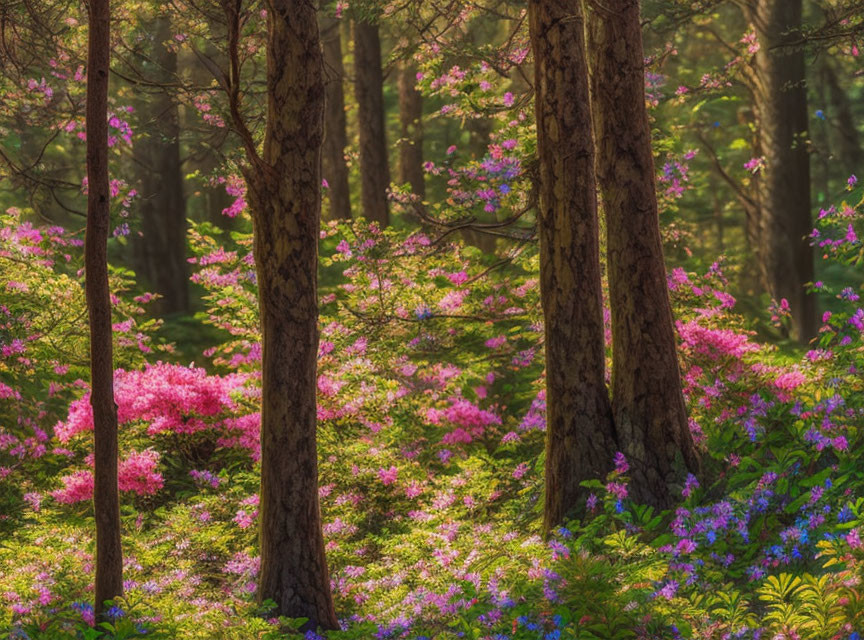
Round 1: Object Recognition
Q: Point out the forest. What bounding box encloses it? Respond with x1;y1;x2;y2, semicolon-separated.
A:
0;0;863;637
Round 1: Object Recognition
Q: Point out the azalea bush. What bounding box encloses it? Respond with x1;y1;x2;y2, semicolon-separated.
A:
2;13;864;634
3;189;864;638
0;207;161;530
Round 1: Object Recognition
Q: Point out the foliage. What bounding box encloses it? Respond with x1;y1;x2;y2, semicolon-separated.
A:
2;1;864;639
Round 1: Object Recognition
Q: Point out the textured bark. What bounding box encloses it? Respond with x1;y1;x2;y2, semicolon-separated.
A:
397;61;425;198
321;14;351;220
85;0;123;617
529;0;617;531
131;16;189;315
353;19;390;226
743;0;816;342
244;0;337;630
585;0;699;509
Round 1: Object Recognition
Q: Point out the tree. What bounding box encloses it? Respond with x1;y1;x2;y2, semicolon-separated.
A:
397;60;425;199
585;0;699;509
131;16;189;315
741;0;816;342
85;0;123;617
221;0;338;629
353;17;390;226
822;59;863;178
321;13;352;221
529;0;617;530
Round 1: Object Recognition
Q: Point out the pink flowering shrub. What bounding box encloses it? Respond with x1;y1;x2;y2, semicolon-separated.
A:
50;363;258;504
52;450;163;504
5;15;864;637
0;208;160;524
57;363;254;447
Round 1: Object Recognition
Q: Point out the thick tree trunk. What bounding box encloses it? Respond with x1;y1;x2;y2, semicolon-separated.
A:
85;0;123;617
585;0;699;509
131;16;189;315
321;14;351;221
244;0;337;630
744;0;816;342
529;0;617;531
353;19;390;226
397;61;425;198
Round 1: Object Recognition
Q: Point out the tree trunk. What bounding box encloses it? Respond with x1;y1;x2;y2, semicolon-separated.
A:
131;16;189;315
585;0;699;509
244;0;338;630
321;14;352;221
529;0;617;531
397;61;425;198
743;0;816;342
353;19;390;226
823;60;863;177
85;0;123;617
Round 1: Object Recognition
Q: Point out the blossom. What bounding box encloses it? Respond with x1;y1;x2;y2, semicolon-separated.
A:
377;466;399;485
774;371;806;391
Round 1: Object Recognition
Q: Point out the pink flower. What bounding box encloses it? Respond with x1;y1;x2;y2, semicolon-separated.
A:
613;452;629;474
51;471;94;504
118;449;163;495
774;371;806;391
377;466;399;485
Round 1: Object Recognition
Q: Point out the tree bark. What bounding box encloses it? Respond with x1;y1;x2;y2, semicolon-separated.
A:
353;19;390;226
743;0;816;342
321;14;351;221
529;0;617;531
585;0;699;509
85;0;123;617
397;61;425;198
243;0;338;630
131;16;189;315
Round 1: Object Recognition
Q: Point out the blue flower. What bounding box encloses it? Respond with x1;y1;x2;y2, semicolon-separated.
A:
106;606;125;620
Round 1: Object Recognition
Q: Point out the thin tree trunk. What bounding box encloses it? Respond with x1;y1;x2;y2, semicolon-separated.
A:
397;61;424;198
353;19;390;226
321;14;351;221
529;0;617;531
711;177;725;252
182;44;236;231
243;0;338;630
743;0;816;342
813;63;832;207
823;60;863;176
131;16;189;315
585;0;699;509
85;0;123;617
